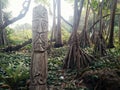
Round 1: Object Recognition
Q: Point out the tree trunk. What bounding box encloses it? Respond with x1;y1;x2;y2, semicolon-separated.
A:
0;2;7;46
90;3;97;44
51;0;56;42
93;0;107;56
30;5;48;90
63;0;95;70
79;1;90;48
54;0;63;47
0;29;6;45
118;16;120;44
107;0;117;48
0;0;31;46
0;0;31;30
50;0;57;49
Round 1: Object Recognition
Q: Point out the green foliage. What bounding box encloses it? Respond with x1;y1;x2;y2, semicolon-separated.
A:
90;47;120;70
90;0;99;11
0;53;30;89
0;45;120;89
61;28;70;44
14;23;32;31
47;47;88;89
47;47;68;85
6;27;32;45
6;27;14;44
1;62;29;89
48;27;70;44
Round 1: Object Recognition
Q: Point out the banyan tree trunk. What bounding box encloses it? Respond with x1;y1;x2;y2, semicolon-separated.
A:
54;0;63;47
119;16;120;44
30;5;48;90
93;1;107;56
93;34;107;56
0;29;7;45
63;0;95;70
0;2;7;46
79;0;90;48
107;0;117;48
63;40;94;69
50;0;56;43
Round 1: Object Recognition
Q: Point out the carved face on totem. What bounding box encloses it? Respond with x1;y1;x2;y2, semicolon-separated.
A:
32;5;48;52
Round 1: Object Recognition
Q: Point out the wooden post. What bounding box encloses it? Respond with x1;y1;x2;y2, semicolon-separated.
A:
30;5;48;90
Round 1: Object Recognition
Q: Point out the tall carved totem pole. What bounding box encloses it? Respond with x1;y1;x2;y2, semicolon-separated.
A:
30;5;48;90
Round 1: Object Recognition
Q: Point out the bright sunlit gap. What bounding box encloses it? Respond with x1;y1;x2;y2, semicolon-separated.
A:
8;0;73;29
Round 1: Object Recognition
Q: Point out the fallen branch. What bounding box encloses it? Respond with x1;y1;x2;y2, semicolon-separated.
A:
1;39;32;52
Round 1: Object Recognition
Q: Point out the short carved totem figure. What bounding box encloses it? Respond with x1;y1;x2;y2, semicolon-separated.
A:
30;5;48;90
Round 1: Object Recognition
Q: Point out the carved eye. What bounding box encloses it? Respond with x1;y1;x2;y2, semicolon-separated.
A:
41;20;48;31
42;12;47;17
41;8;47;17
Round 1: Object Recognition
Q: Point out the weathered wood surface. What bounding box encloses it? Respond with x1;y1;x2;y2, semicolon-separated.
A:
30;5;48;90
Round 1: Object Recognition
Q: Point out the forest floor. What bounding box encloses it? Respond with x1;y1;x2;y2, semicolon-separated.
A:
0;46;120;90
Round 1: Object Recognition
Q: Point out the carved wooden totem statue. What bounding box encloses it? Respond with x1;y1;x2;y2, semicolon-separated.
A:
30;5;48;90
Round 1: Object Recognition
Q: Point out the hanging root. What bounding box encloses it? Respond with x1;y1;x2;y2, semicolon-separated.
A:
79;30;90;48
93;35;107;56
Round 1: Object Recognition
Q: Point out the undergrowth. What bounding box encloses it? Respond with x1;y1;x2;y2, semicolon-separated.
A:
0;46;120;90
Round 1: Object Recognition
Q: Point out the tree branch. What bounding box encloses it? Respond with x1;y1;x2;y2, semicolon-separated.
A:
77;0;84;27
0;0;31;30
89;13;120;31
60;16;73;27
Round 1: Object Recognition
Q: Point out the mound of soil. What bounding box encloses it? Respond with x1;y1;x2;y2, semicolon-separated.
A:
79;68;120;90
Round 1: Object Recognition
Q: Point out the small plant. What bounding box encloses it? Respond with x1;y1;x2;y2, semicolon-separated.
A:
0;53;30;90
0;62;29;90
